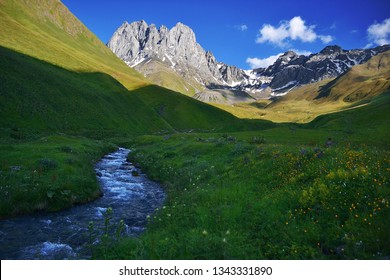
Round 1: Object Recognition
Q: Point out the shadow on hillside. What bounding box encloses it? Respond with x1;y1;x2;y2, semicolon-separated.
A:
0;46;275;138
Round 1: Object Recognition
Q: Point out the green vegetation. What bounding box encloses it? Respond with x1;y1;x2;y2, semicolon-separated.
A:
0;0;270;218
0;45;270;218
0;0;146;90
0;46;171;138
94;95;390;259
0;0;389;260
0;135;115;218
135;59;202;96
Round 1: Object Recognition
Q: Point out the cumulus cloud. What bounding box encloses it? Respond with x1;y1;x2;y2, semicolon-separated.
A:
367;18;390;46
246;53;283;68
318;35;334;44
289;16;317;42
246;49;312;69
256;16;334;47
235;24;248;31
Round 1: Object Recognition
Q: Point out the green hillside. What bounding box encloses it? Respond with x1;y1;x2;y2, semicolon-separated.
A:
0;46;171;138
0;0;146;90
0;0;271;217
307;90;390;142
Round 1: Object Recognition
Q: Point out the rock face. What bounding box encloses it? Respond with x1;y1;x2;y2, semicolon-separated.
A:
255;45;390;94
107;21;390;102
107;21;246;88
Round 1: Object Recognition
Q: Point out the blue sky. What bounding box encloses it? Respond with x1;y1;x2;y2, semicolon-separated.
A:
62;0;390;69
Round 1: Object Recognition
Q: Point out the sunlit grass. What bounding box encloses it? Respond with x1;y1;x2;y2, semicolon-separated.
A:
94;131;389;259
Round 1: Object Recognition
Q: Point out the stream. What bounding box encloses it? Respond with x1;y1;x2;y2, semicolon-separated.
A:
0;148;165;259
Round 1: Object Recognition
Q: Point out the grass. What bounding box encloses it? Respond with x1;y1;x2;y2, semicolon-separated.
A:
0;0;389;261
93;95;390;259
135;59;201;97
0;135;116;218
94;130;389;260
134;85;275;133
0;0;147;90
0;0;274;220
0;46;172;138
0;45;273;219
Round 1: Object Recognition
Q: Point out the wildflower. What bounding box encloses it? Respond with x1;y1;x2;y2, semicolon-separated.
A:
222;238;227;243
202;230;208;235
225;230;230;235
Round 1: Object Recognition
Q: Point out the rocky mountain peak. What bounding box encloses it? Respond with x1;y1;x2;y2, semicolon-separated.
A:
319;45;343;55
107;20;247;88
107;21;390;103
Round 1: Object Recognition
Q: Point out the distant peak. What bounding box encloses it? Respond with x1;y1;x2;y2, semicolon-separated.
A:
282;50;298;57
172;22;193;31
320;45;343;55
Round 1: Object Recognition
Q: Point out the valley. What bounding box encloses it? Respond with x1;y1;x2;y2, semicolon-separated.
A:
0;0;389;260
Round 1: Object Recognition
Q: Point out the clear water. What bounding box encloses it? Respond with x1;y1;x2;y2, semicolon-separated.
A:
0;148;165;259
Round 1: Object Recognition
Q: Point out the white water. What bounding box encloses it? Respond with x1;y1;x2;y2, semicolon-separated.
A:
0;148;165;259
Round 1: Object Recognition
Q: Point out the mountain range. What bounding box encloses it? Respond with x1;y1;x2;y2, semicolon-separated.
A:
107;21;390;105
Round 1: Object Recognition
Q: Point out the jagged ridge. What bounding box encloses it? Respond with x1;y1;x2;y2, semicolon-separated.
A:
107;20;390;103
107;21;246;90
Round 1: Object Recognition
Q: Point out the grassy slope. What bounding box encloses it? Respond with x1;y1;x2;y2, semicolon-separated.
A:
307;90;390;142
0;46;171;138
0;0;147;90
136;59;201;97
134;86;275;133
316;50;390;102
95;93;390;260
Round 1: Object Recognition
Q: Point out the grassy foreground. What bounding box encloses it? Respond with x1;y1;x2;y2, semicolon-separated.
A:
94;94;390;259
94;132;389;259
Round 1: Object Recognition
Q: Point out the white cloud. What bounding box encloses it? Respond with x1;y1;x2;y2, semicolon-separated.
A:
289;16;317;42
256;22;290;47
246;53;283;68
256;16;334;47
318;35;334;44
367;18;390;46
235;24;248;31
246;49;312;69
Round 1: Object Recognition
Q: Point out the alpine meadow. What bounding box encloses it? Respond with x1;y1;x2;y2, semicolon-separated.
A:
0;0;389;260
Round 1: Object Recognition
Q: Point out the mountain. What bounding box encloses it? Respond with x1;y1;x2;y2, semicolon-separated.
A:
257;45;390;95
107;21;248;97
213;50;390;123
107;21;390;104
0;0;266;137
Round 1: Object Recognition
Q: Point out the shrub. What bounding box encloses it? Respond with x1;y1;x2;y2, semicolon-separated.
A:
37;158;58;171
